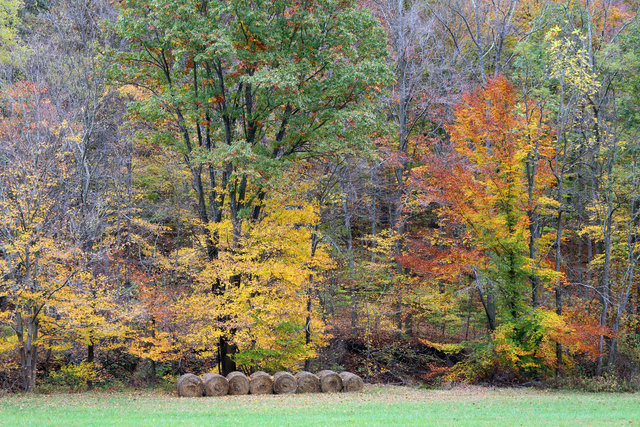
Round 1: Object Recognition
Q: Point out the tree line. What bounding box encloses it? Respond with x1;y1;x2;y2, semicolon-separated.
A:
1;0;639;392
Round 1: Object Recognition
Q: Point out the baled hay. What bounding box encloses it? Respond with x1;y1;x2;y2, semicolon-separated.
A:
273;371;297;394
177;373;204;397
249;371;273;395
339;371;364;392
202;373;229;397
227;371;250;395
317;370;343;393
294;371;320;393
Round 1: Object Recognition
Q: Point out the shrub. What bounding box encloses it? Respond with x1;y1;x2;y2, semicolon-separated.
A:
49;362;100;391
448;310;585;383
550;372;640;393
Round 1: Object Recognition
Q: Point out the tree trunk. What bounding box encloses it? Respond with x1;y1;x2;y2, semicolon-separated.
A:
608;212;638;369
476;277;496;332
86;342;95;387
219;336;236;376
304;294;312;372
17;312;39;393
341;178;356;335
587;235;593;314
555;209;563;375
304;228;319;371
597;215;613;376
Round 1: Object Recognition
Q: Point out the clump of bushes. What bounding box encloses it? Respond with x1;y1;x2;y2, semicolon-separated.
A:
48;362;100;392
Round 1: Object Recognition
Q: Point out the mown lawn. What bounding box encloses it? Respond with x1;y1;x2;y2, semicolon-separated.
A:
1;385;638;426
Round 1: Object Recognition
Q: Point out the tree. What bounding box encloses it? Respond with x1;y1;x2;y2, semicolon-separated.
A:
428;76;556;324
0;0;21;63
403;76;572;377
111;0;391;372
0;82;118;391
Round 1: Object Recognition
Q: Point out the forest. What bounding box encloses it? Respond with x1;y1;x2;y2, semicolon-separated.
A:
1;0;639;394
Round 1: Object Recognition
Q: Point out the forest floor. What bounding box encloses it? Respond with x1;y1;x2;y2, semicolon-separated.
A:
0;384;638;426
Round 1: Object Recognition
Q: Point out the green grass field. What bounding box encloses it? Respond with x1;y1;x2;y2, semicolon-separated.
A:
1;385;638;426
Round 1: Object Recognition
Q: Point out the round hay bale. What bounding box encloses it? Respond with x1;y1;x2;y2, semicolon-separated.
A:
339;371;364;392
295;371;320;393
249;371;273;395
227;371;250;395
273;371;297;394
177;373;204;397
317;370;343;393
202;373;229;397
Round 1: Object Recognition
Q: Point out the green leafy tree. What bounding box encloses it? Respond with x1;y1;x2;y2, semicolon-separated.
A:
0;0;21;63
110;0;391;372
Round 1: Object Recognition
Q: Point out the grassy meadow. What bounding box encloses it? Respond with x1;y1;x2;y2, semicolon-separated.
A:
1;385;639;426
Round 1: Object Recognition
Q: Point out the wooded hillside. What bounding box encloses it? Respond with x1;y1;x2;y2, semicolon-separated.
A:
1;0;639;392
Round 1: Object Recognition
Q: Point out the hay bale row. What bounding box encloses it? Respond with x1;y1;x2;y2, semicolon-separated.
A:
176;373;204;397
273;371;297;394
339;371;365;392
249;371;272;395
202;373;228;397
227;371;249;395
317;370;342;393
294;371;320;393
177;370;363;397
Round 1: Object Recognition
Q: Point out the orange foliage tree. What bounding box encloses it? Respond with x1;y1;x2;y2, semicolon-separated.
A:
403;76;595;376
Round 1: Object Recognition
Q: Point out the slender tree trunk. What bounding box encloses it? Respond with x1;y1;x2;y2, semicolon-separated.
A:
304;226;319;371
485;292;496;332
341;176;356;335
304;293;312;372
587;235;593;314
530;235;541;307
555;209;563;375
597;215;613;376
475;273;496;331
609;205;639;369
86;341;95;387
464;293;473;341
392;0;412;332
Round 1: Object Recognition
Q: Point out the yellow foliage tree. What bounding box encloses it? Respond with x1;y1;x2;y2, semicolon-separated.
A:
0;82;126;391
171;178;334;372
